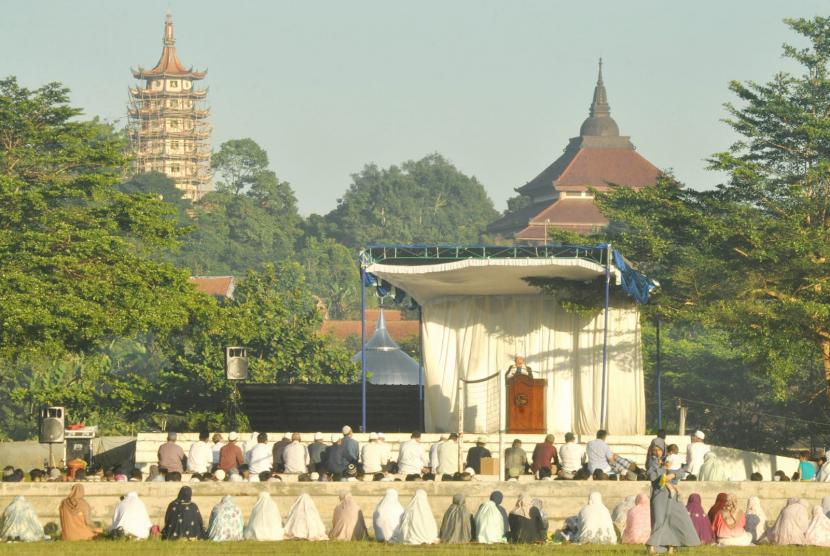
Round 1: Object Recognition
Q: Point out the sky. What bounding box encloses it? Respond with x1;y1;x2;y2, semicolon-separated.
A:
1;1;827;215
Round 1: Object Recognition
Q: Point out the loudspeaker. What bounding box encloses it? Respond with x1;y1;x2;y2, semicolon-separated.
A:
65;437;92;464
39;406;65;444
226;347;248;380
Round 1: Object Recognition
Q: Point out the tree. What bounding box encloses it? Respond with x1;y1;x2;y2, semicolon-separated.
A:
159;263;360;428
175;139;303;274
595;17;830;409
297;237;360;319
0;77;207;437
324;153;499;247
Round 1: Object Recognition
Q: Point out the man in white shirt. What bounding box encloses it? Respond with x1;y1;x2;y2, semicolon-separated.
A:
211;433;224;468
558;432;586;478
378;432;392;466
248;432;272;475
282;432;310;474
437;433;460;476
429;435;446;473
685;430;710;477
361;432;385;474
397;431;427;476
187;431;212;474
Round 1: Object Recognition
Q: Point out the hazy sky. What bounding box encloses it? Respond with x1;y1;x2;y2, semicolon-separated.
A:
1;1;826;215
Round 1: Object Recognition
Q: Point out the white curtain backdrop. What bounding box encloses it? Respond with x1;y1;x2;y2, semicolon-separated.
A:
421;295;644;435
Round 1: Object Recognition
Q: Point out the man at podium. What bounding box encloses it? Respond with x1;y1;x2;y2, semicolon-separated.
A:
505;355;533;379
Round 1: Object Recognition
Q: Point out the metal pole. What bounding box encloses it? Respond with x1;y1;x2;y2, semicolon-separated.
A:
678;403;687;437
498;374;505;481
656;314;663;429
600;244;611;430
360;267;367;433
457;379;464;472
418;306;425;431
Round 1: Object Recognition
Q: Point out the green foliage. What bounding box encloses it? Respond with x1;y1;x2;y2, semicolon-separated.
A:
324;153;499;247
174;139;303;274
297;237;360;319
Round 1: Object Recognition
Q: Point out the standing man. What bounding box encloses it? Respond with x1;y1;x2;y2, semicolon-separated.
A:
307;432;328;474
504;439;529;479
586;430;616;474
531;434;559;479
465;436;492;475
283;433;310;474
342;426;359;463
218;431;244;473
437;433;461;476
187;431;212;475
685;430;710;477
505;356;533;379
558;432;585;478
158;432;186;475
248;432;272;476
398;432;427;476
361;432;385;475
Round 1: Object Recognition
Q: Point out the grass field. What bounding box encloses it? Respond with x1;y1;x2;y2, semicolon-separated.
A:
0;542;822;555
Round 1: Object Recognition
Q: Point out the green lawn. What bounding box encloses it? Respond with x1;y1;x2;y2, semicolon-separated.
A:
0;542;822;555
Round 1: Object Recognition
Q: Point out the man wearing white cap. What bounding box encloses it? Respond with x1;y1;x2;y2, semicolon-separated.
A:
307;432;328;474
218;431;244;473
361;432;385;474
685;430;710;477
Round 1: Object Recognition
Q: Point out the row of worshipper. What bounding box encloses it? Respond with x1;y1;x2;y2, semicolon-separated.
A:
11;485;830;547
0;486;540;544
4;486;830;546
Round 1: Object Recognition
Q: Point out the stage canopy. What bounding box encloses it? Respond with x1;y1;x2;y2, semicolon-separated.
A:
359;244;656;435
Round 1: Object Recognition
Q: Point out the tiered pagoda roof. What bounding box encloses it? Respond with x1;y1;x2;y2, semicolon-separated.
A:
132;14;206;80
488;60;660;240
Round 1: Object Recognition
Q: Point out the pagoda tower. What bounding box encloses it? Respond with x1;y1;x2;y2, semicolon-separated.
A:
128;14;211;199
488;60;660;241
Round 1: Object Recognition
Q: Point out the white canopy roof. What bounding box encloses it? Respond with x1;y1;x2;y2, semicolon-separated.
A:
365;257;622;305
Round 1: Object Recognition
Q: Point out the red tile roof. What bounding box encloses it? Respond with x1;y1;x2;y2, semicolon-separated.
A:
189;276;235;298
321;319;419;341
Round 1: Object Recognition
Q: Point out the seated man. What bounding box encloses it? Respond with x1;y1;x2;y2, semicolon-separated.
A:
505;355;533;379
531;434;559;479
504;439;528;479
585;429;616;475
558;432;585;479
465;436;492;474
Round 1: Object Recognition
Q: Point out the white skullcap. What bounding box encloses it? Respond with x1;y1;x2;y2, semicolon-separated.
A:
228;431;238;441
369;432;379;440
694;430;705;440
314;432;324;440
283;432;291;439
378;432;385;439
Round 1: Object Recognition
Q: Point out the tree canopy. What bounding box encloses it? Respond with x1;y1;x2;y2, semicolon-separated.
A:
323;153;499;247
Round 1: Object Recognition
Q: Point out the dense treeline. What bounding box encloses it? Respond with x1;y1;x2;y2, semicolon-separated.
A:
0;75;499;439
2;16;830;453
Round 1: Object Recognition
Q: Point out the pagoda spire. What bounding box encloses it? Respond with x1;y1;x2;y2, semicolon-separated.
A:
163;12;175;47
579;57;620;137
589;58;610;118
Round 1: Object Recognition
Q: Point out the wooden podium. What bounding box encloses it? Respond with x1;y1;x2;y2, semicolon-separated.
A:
506;374;546;433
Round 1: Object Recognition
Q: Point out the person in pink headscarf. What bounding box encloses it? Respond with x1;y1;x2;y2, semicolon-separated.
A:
621;493;651;544
768;498;810;545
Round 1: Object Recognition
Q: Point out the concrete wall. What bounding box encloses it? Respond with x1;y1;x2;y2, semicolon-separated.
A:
3;481;827;535
136;432;800;481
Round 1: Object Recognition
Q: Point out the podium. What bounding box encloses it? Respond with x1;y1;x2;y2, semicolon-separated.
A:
506;374;546;433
